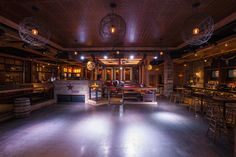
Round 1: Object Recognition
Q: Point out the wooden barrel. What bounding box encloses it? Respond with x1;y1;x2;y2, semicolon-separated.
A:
14;97;31;118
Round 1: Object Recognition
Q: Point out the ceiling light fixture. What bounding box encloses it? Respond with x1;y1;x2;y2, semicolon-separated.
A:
103;55;108;59
182;13;214;46
160;51;164;55
80;56;85;60
110;26;116;34
99;3;126;43
31;28;38;36
19;16;51;47
192;27;200;35
129;55;134;60
74;51;78;55
154;56;158;59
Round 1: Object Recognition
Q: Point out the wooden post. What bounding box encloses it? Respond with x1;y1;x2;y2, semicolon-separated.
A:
163;52;173;97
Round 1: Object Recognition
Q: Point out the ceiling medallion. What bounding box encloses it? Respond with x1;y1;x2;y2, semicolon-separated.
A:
99;3;126;43
19;17;51;47
182;13;214;46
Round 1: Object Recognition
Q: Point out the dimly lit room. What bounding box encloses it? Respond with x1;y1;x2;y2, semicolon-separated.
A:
0;0;236;157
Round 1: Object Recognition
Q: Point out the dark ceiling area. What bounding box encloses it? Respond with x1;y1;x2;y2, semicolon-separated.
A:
0;0;236;48
0;47;43;58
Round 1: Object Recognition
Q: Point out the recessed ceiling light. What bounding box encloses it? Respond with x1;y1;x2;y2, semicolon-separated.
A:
103;55;108;59
74;51;78;55
224;43;228;47
184;64;187;67
204;59;207;62
129;55;134;60
154;56;158;59
80;56;85;60
160;51;164;55
116;51;120;54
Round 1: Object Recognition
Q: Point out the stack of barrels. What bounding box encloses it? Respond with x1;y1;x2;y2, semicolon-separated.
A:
14;97;31;118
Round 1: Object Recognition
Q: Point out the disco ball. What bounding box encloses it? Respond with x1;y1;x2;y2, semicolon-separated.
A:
87;61;96;71
99;13;126;43
182;13;214;46
19;17;51;47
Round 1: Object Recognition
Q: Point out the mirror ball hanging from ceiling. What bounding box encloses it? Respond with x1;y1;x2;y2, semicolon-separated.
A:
19;17;51;47
182;13;214;46
99;4;126;43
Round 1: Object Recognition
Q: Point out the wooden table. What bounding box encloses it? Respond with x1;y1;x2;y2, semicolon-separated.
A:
121;87;158;105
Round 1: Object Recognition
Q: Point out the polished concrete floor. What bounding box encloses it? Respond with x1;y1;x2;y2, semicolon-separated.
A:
0;99;233;157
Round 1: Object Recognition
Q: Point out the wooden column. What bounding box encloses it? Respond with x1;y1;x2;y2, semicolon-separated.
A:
138;65;141;83
145;57;150;86
94;67;97;80
163;52;173;97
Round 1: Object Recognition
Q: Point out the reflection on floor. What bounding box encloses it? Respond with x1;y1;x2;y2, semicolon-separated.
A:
0;99;233;157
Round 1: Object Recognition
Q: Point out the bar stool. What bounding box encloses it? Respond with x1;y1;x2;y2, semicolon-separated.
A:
206;102;228;143
225;103;236;127
188;97;201;115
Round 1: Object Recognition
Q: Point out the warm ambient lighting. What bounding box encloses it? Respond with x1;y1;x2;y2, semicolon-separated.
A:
68;68;72;73
110;26;116;34
103;55;108;59
147;65;152;70
116;51;120;54
204;59;207;63
192;27;200;35
224;43;228;47
154;56;158;59
160;51;164;55
129;55;134;60
74;51;78;55
195;71;201;77
184;64;187;67
31;28;38;36
120;67;123;70
194;53;198;57
178;74;183;77
73;68;81;73
63;68;67;72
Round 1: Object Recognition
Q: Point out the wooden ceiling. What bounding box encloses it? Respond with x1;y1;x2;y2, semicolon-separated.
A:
0;0;236;49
